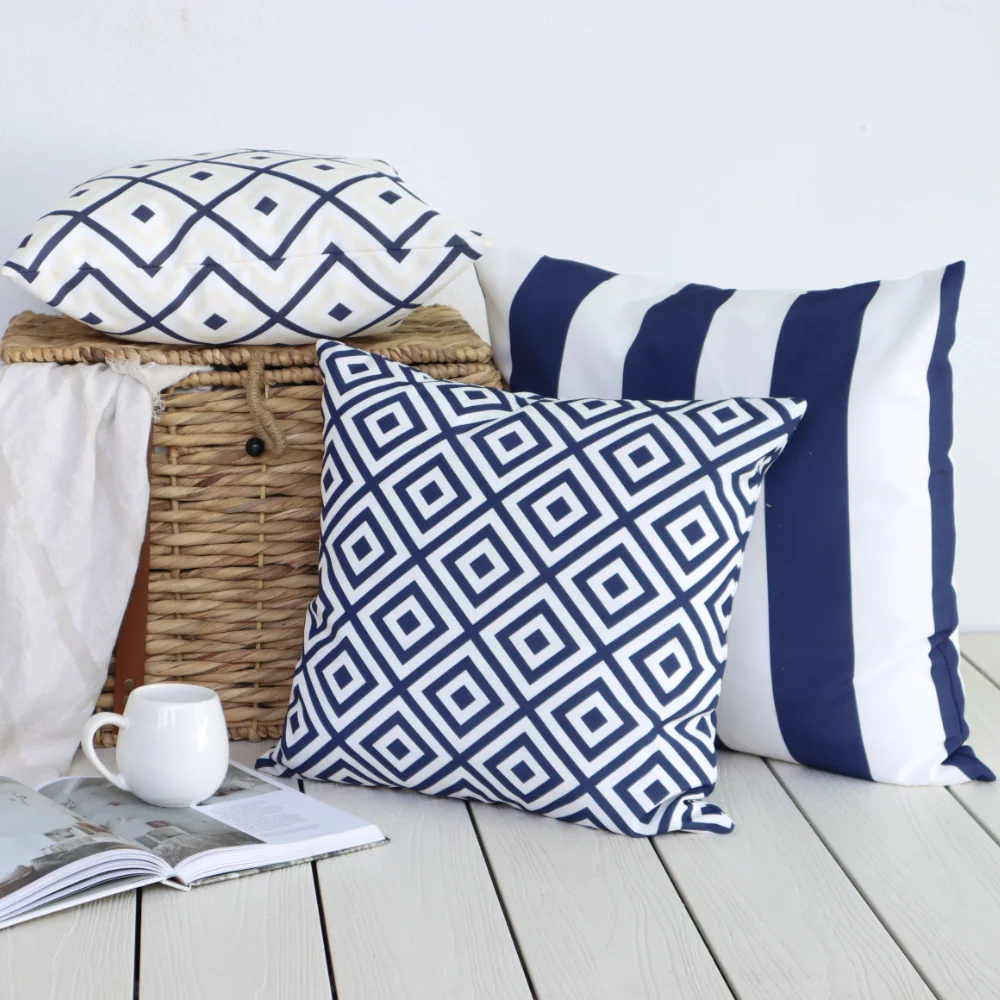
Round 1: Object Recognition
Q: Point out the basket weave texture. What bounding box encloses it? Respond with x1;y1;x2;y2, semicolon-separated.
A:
2;308;501;743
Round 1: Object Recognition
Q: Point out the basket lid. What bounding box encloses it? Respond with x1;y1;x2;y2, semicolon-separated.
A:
0;306;492;370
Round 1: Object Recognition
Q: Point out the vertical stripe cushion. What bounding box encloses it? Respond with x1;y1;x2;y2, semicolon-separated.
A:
475;243;993;785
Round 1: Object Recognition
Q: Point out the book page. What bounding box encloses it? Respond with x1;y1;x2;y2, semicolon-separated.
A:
37;763;383;873
39;772;265;867
0;873;164;932
196;765;371;846
0;778;132;905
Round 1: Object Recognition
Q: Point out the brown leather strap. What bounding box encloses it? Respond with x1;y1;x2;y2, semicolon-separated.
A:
113;431;152;712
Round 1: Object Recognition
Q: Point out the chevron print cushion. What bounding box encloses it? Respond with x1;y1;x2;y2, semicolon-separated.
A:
257;342;806;835
2;150;487;345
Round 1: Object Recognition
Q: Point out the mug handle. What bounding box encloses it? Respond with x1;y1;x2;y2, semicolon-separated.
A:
81;713;131;792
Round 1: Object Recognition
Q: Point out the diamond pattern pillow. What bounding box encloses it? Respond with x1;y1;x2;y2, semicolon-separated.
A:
2;150;487;345
258;341;806;835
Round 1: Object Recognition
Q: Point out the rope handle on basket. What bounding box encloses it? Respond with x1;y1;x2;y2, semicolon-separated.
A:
244;354;288;459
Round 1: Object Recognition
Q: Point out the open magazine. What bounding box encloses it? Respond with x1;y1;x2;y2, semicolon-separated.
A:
0;762;386;930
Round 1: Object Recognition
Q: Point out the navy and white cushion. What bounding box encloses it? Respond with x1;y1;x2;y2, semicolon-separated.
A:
476;243;994;786
2;151;487;345
257;341;806;835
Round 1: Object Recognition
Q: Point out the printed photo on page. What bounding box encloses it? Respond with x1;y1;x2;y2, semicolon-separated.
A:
0;762;385;931
0;778;132;901
41;767;266;866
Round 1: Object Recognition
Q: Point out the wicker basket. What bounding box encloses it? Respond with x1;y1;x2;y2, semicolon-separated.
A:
1;308;501;744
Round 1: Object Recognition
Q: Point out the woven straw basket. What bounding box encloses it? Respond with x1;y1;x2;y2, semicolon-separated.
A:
1;307;501;744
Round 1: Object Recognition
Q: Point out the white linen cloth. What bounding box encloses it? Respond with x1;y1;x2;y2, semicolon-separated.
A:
0;360;204;784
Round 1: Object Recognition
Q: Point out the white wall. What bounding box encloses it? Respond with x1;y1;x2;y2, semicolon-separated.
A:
2;0;998;626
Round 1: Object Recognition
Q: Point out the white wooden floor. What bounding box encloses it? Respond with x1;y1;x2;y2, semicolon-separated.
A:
4;637;1000;1000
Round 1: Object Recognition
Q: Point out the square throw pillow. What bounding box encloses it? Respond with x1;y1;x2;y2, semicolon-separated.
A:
258;340;805;835
475;243;993;786
2;150;487;346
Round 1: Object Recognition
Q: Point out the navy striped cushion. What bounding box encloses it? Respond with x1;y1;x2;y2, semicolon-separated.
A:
476;244;994;785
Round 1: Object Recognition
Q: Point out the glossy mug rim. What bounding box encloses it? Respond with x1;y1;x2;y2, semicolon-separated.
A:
127;683;220;706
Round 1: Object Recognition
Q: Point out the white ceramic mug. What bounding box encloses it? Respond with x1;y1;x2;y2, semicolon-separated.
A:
81;684;229;808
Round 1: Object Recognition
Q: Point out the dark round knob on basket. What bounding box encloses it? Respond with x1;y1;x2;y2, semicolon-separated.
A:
245;436;266;457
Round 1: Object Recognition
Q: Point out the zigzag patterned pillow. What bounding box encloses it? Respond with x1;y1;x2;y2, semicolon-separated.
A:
2;150;487;345
257;341;806;835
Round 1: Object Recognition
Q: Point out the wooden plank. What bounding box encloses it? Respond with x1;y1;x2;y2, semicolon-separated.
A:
656;751;933;1000
138;740;332;1000
140;865;331;1000
471;799;733;1000
0;885;134;1000
961;633;1000;686
951;658;1000;841
771;758;1000;1000
0;748;135;1000
307;781;532;1000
